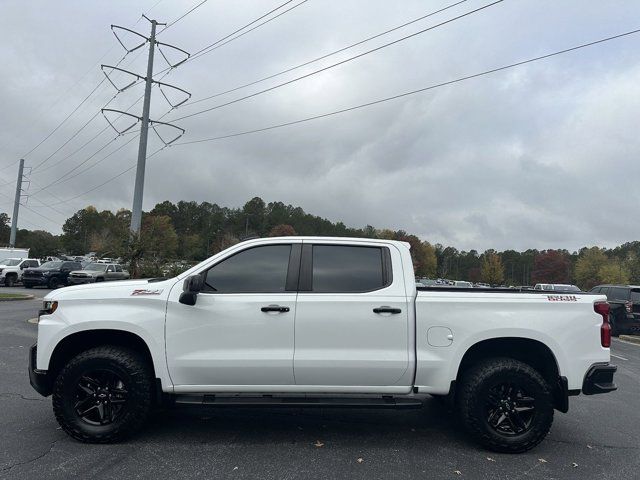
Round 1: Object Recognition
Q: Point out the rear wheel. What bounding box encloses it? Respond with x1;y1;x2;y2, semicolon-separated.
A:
48;277;61;289
52;346;153;443
457;358;554;453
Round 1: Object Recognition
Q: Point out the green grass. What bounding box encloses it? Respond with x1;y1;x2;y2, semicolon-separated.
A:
0;293;32;300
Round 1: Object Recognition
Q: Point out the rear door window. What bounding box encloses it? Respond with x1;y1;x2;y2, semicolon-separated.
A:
310;245;390;293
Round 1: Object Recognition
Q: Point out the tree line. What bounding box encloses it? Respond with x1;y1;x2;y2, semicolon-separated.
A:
1;198;637;288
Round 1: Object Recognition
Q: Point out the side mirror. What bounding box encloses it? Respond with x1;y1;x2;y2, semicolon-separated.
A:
179;274;204;306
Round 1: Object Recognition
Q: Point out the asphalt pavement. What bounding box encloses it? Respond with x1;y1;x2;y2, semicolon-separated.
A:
1;297;639;479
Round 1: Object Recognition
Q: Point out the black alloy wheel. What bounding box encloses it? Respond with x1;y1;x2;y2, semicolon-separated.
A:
485;383;535;435
53;346;153;443
457;357;554;453
48;276;61;289
74;370;128;426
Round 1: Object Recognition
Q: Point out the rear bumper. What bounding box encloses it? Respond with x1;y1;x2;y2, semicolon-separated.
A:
28;344;52;397
582;363;617;395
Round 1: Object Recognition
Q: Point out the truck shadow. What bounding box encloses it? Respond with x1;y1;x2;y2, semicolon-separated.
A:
140;396;476;449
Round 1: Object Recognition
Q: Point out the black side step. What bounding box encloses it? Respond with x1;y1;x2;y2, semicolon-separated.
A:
174;395;424;409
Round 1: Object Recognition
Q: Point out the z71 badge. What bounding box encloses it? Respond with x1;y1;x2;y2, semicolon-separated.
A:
131;289;163;296
547;295;577;302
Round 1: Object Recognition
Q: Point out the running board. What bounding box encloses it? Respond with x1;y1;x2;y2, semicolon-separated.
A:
173;395;424;409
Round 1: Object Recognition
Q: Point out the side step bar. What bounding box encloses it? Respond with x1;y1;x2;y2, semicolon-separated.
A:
174;395;424;409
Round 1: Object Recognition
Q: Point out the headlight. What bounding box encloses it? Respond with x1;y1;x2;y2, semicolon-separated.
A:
39;301;58;316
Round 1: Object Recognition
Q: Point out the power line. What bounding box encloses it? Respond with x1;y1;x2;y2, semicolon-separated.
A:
158;0;209;35
49;145;164;207
40;28;640;204
32;92;145;175
187;0;469;107
155;0;303;78
175;28;640;145
170;0;503;122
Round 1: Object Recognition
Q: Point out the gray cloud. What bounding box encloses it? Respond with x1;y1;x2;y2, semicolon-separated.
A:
0;0;639;251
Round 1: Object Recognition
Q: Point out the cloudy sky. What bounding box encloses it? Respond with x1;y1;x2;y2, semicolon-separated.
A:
0;0;639;251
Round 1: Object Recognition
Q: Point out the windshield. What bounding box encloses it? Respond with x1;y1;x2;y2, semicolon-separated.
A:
83;263;107;272
1;259;21;266
40;261;62;269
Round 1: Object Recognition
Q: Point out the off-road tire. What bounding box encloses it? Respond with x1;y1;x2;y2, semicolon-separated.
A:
457;357;554;453
52;346;153;443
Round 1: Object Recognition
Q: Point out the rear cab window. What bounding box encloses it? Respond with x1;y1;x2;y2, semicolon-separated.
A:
609;287;629;301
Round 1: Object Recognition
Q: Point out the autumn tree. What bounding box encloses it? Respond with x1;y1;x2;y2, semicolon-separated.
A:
481;251;505;285
531;250;571;284
574;247;609;290
269;224;297;237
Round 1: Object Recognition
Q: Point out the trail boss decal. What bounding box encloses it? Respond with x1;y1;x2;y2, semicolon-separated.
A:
131;289;163;296
547;295;577;302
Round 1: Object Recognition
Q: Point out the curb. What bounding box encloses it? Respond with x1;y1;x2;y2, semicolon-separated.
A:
619;335;640;345
0;294;35;302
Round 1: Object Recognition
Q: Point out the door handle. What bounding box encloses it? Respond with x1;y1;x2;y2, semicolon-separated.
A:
373;306;402;314
261;305;290;313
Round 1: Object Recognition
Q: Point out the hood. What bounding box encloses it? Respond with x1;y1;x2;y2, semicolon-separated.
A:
44;278;177;301
26;266;58;273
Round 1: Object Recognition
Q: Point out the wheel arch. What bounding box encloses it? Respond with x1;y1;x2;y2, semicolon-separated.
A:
454;337;568;412
48;329;158;396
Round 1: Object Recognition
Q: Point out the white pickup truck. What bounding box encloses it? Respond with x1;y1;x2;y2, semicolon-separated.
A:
0;257;41;286
29;237;617;452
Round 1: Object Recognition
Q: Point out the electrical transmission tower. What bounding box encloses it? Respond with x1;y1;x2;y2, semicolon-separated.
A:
101;15;190;234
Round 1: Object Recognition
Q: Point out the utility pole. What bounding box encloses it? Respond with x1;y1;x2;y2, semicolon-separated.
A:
9;159;24;247
130;20;158;235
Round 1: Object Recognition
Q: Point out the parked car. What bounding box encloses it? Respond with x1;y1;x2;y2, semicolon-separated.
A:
453;280;473;288
533;283;581;292
67;263;130;284
23;260;82;289
589;284;640;336
30;237;616;452
0;258;40;286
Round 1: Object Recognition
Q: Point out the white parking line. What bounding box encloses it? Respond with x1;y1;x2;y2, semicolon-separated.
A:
610;353;628;361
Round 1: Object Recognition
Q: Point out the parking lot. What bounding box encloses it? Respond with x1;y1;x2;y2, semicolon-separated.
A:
1;296;639;480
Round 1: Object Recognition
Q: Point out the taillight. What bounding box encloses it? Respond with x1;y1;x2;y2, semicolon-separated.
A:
594;301;610;348
625;301;633;313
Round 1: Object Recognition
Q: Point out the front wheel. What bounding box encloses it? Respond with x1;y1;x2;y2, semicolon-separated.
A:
52;346;153;443
457;358;554;453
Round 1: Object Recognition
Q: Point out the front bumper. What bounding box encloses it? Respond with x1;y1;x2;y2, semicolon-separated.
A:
582;363;617;395
23;277;48;286
28;344;52;397
67;276;96;284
